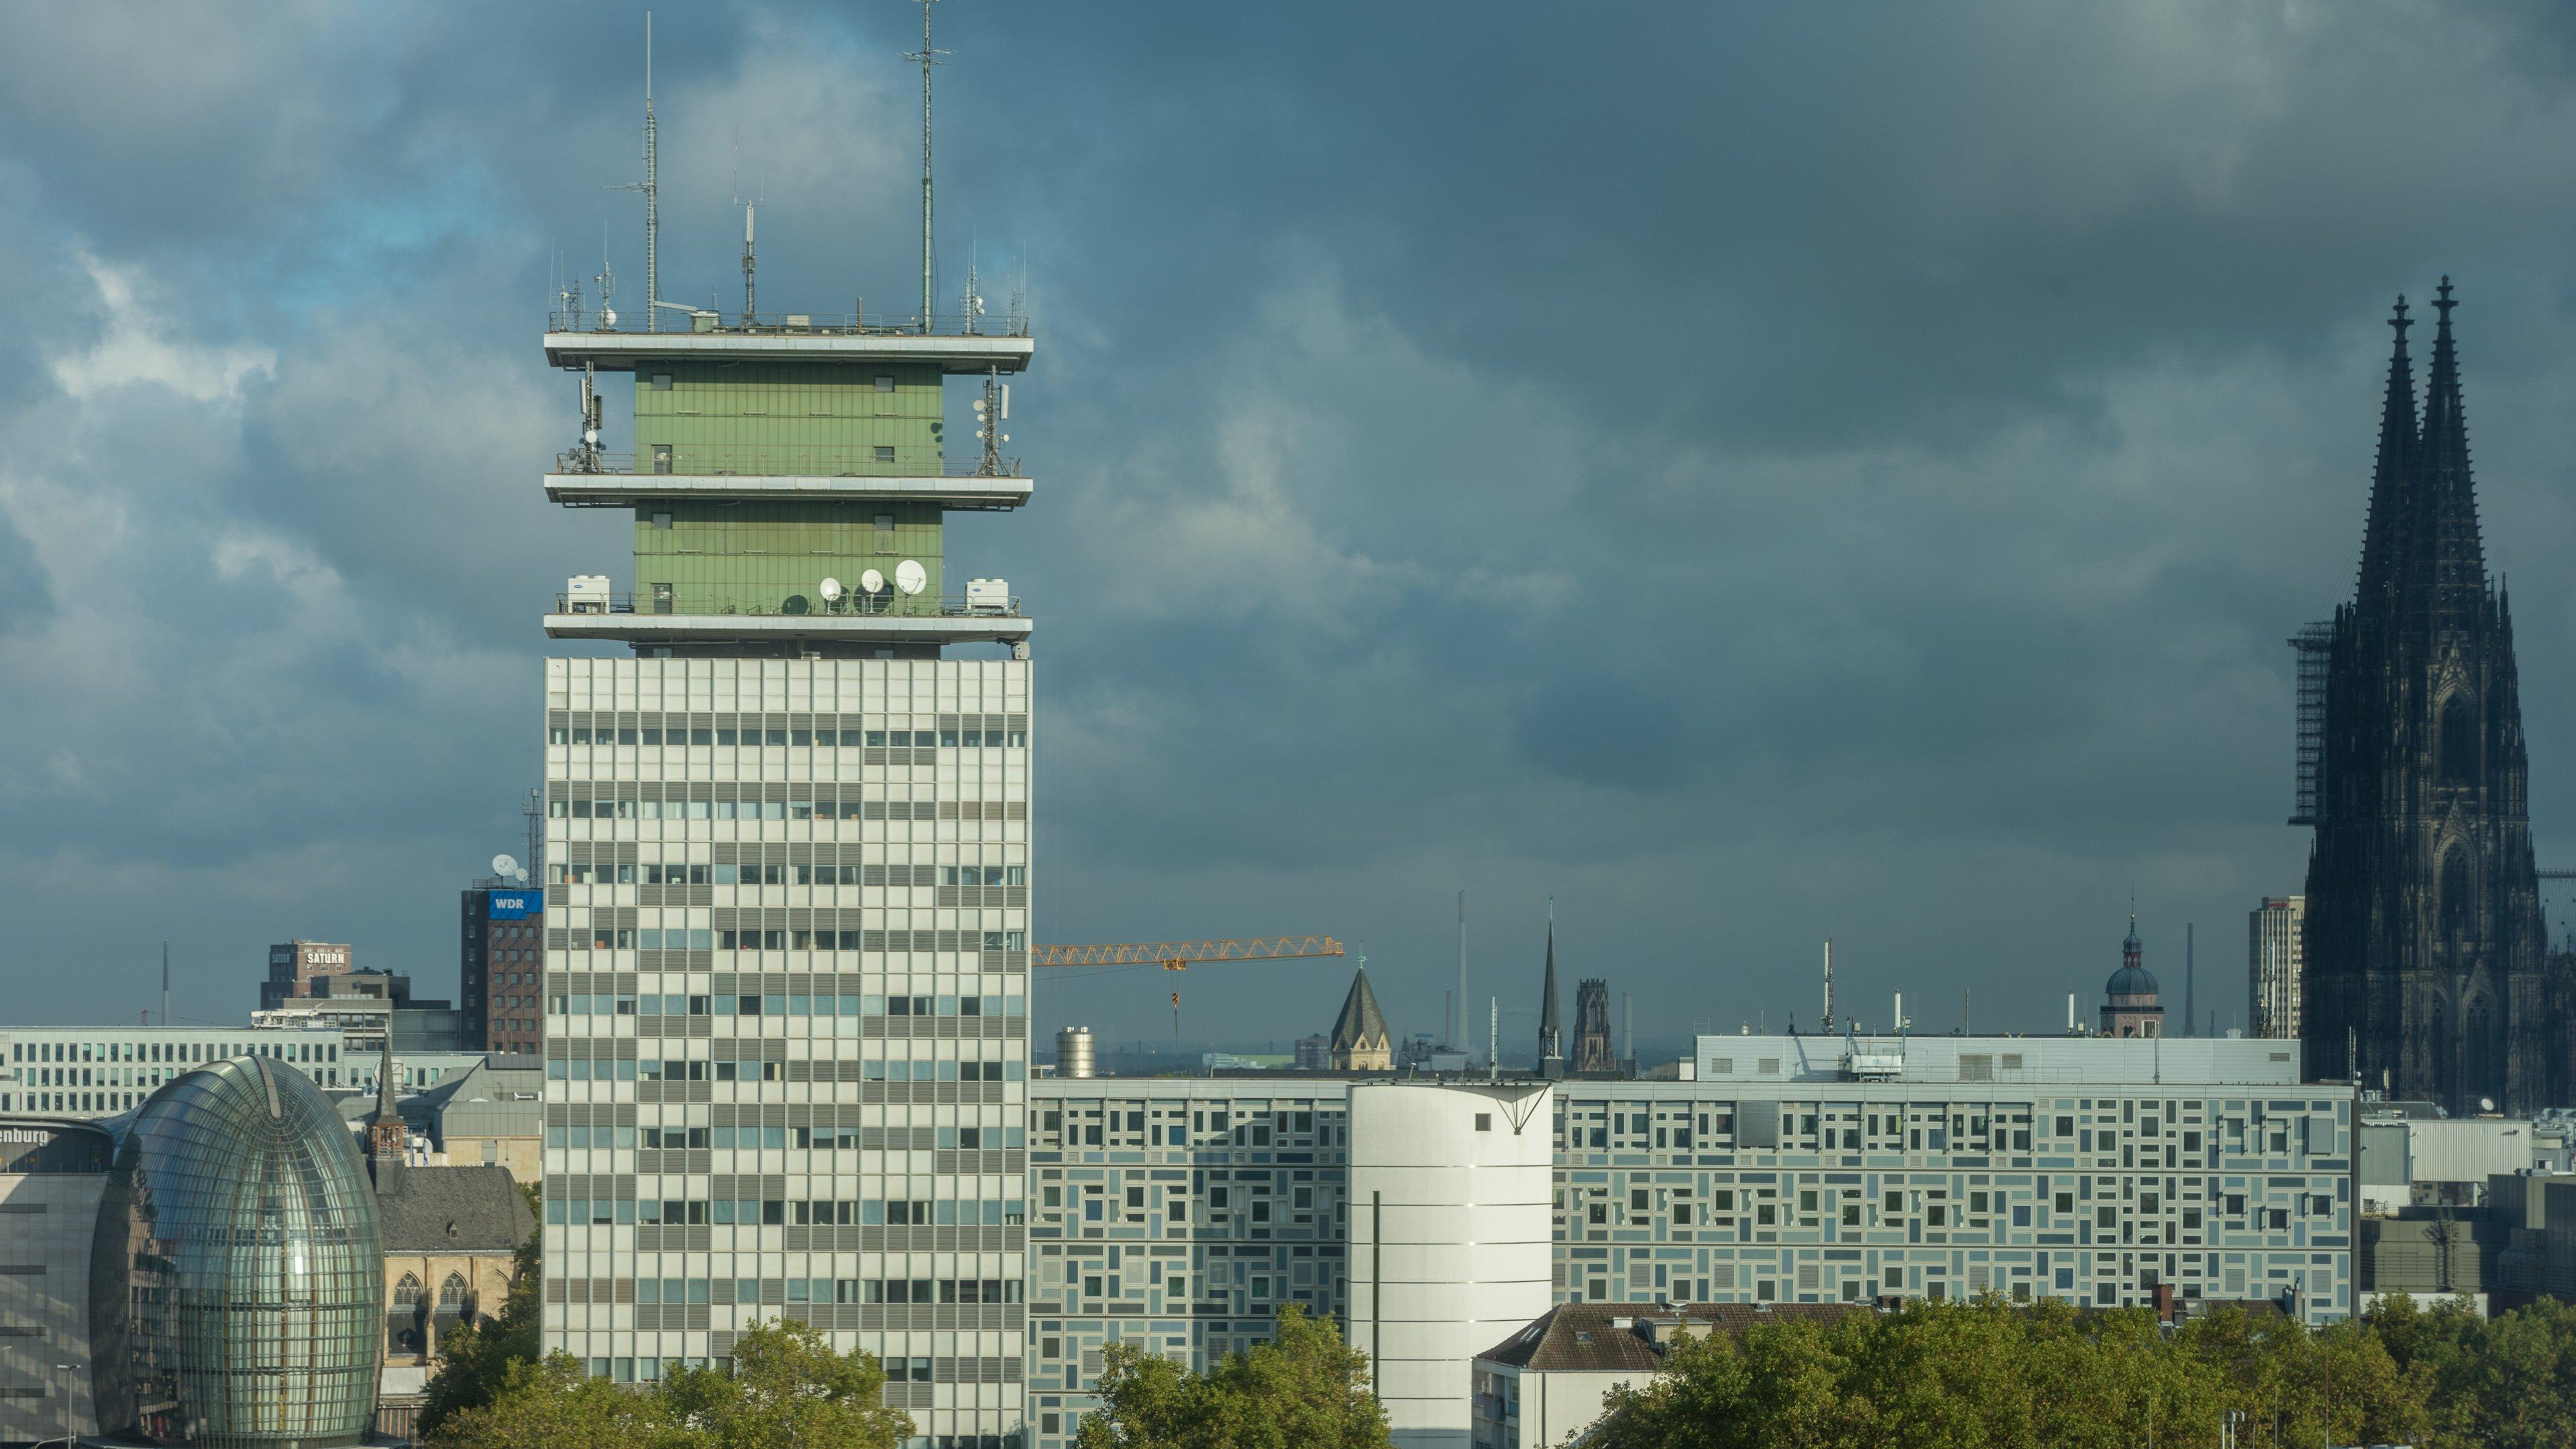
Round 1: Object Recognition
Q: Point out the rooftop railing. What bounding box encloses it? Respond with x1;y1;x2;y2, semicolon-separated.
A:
554;445;1023;479
555;588;1023;621
547;308;1030;339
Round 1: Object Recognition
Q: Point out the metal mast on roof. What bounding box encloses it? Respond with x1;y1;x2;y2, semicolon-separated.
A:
608;16;660;331
907;0;947;331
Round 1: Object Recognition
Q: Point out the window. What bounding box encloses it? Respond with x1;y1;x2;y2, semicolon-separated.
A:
439;1273;468;1307
874;375;895;392
1474;1113;1491;1132
2440;693;2475;785
394;1273;423;1306
874;446;896;463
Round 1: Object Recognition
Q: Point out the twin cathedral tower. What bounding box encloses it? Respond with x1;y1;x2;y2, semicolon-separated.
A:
2300;280;2571;1114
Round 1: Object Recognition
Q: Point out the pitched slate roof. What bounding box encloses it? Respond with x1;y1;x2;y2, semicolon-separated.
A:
375;1164;535;1254
1475;1301;1878;1373
1330;968;1389;1052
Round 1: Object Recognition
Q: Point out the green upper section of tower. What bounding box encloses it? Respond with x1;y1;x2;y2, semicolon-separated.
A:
541;313;1032;647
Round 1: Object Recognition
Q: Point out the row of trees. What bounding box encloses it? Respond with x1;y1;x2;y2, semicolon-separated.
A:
414;1205;2575;1449
1591;1293;2576;1449
422;1311;912;1449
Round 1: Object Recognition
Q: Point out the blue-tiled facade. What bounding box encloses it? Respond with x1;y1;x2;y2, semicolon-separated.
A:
1024;1041;2353;1448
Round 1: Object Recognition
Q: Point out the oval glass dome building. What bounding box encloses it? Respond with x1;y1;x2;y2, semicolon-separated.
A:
90;1056;382;1448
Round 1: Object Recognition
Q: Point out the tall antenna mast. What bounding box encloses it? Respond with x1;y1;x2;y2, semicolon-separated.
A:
906;0;947;331
734;138;757;325
1821;938;1835;1033
645;15;657;331
1456;890;1468;1059
161;941;170;1027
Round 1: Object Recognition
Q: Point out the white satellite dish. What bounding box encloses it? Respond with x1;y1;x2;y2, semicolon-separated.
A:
492;854;522;879
600;307;617;328
819;577;843;602
894;559;927;595
859;568;886;594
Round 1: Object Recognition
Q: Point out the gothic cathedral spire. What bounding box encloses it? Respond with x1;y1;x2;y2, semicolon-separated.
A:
2302;282;2563;1114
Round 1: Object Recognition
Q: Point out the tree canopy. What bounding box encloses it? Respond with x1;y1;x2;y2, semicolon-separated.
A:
1074;1304;1391;1449
425;1320;912;1449
1587;1293;2576;1449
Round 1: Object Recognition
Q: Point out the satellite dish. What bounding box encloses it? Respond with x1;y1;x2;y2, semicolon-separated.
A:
2481;1096;2498;1113
859;568;885;594
492;854;521;879
600;308;617;328
894;559;927;595
819;577;843;602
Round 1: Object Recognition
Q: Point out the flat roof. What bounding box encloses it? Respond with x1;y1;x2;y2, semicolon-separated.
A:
1690;1033;2313;1087
544;328;1032;374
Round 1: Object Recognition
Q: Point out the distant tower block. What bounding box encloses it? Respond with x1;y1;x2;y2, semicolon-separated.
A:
2102;914;2165;1038
2250;896;2306;1039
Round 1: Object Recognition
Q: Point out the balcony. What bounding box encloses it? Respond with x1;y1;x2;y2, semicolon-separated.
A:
545;586;1031;647
545;311;1032;373
549;444;1029;508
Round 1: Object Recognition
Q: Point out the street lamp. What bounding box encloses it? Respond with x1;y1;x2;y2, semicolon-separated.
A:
54;1362;73;1448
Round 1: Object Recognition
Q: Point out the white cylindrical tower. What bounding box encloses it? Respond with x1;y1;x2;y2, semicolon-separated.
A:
1055;1026;1096;1079
1346;1081;1553;1448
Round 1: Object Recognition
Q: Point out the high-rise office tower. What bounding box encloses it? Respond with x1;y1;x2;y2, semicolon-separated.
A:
465;881;545;1054
2249;896;2304;1040
535;288;1036;1446
2299;284;2561;1113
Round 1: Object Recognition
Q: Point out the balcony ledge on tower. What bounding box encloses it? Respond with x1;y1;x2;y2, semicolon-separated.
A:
544;313;1032;374
545;469;1032;509
545;589;1032;647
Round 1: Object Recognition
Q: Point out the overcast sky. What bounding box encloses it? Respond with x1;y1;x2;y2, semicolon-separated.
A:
7;1;2576;1057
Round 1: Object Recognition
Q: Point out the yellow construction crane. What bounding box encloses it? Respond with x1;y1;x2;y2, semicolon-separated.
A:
1031;936;1348;1041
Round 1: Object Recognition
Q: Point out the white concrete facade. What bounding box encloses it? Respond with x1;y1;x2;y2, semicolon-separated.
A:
1348;1082;1553;1449
539;653;1032;1447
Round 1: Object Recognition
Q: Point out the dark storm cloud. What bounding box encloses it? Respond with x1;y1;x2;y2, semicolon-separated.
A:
5;1;2576;1054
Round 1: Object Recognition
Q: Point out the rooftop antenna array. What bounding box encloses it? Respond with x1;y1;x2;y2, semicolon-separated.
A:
594;227;616;329
733;136;760;325
972;366;1010;476
906;0;947;331
1821;938;1835;1033
607;15;659;332
961;230;985;335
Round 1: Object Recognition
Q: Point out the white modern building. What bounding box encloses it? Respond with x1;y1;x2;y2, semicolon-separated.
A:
1348;1083;1552;1449
2251;895;2304;1040
533;295;1035;1449
0;1026;490;1116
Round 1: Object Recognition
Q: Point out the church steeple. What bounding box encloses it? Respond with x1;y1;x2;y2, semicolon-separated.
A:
1537;900;1563;1069
2355;296;2416;606
2416;277;2489;607
2303;278;2558;1114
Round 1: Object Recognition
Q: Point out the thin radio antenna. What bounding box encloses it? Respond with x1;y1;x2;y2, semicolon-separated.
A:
733;134;757;325
905;0;948;331
607;15;659;331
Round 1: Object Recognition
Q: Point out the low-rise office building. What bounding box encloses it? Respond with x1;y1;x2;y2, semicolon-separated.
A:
1025;1034;2353;1448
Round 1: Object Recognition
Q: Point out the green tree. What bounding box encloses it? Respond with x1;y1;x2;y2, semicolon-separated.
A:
1075;1304;1391;1449
659;1318;913;1449
417;1214;544;1437
426;1352;685;1449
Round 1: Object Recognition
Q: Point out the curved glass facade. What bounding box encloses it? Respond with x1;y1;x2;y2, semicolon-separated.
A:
91;1057;382;1449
